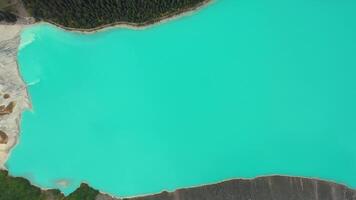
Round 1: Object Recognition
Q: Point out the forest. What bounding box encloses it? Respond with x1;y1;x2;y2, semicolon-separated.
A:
21;0;208;29
0;10;17;22
0;170;99;200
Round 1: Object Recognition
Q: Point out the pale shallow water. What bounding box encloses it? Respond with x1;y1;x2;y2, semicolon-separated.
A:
7;0;356;197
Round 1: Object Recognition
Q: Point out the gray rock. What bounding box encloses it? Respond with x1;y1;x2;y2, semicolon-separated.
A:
114;176;356;200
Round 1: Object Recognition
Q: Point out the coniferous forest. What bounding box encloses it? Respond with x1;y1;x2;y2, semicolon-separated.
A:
0;170;99;200
21;0;208;29
0;10;17;22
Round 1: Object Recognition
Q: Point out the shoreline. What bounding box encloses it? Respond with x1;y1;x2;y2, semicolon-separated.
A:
115;174;356;199
0;24;31;168
2;1;356;199
3;169;356;199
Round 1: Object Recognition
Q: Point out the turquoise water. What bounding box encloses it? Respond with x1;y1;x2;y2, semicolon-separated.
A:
7;0;356;197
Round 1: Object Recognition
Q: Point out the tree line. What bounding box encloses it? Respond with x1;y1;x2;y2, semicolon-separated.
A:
0;170;99;200
0;10;17;23
21;0;207;29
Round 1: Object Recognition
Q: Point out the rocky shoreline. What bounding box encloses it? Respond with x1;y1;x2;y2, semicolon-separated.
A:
125;175;356;200
1;169;356;200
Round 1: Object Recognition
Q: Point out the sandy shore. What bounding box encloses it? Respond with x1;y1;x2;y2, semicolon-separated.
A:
0;24;31;167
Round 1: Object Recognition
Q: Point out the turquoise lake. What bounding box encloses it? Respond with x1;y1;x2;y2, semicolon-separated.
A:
7;0;356;197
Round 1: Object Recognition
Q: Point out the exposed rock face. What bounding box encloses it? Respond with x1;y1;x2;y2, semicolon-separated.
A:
0;24;30;167
121;176;356;200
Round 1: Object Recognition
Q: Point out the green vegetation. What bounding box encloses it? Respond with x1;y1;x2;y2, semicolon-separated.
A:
21;0;208;29
65;183;99;200
0;170;63;200
0;11;17;22
0;0;17;22
0;170;100;200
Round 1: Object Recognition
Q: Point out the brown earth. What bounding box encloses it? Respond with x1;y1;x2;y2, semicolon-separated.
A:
0;130;8;144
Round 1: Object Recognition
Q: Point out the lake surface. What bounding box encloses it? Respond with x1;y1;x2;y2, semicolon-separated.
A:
7;0;356;197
